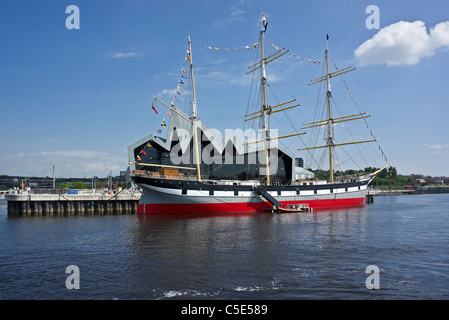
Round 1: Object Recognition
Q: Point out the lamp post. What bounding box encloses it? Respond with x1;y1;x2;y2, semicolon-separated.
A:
53;163;55;189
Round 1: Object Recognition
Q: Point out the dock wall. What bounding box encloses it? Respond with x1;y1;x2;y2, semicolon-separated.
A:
5;192;141;216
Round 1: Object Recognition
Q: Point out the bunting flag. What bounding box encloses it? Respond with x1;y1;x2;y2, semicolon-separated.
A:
201;43;259;52
136;141;154;161
150;43;191;138
268;41;322;64
152;103;158;114
201;40;321;65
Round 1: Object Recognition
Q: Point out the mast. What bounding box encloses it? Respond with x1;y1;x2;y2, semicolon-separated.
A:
188;35;202;181
244;13;303;185
324;35;335;183
300;34;376;182
260;22;271;186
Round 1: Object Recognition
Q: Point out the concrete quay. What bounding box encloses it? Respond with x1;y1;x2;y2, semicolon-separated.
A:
5;191;141;216
367;189;416;196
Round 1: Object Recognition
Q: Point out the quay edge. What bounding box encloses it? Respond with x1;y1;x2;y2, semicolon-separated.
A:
5;192;141;216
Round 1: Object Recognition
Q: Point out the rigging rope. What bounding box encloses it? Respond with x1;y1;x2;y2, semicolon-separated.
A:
330;57;389;165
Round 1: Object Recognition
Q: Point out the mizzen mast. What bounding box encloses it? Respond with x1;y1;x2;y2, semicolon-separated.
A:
299;34;375;183
324;35;335;183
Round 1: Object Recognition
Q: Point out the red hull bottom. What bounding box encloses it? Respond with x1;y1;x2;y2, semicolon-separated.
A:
137;197;366;215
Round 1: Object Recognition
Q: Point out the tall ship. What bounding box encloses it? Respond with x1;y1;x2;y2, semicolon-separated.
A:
128;14;389;214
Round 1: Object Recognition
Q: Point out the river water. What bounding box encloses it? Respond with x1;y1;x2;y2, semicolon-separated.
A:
0;193;448;301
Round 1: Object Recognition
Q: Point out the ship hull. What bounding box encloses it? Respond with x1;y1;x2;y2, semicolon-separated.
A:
133;176;369;215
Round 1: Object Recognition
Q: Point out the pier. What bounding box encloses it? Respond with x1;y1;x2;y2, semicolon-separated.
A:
5;189;141;216
365;188;414;203
366;188;415;196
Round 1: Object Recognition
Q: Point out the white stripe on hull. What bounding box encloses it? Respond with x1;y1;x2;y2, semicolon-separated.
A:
138;183;367;205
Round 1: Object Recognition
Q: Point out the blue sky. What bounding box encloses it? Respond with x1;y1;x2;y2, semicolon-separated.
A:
1;0;448;178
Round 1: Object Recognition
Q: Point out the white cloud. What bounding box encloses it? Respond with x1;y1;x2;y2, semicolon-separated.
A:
214;6;246;27
428;144;448;149
157;88;177;96
203;70;249;87
424;144;449;155
355;20;449;66
201;68;283;87
39;150;108;159
1;150;126;178
111;52;143;59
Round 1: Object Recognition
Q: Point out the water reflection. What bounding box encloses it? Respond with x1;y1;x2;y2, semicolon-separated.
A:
2;195;448;299
124;207;372;299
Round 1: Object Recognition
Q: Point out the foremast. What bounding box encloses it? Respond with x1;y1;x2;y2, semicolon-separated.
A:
188;35;202;182
147;36;202;181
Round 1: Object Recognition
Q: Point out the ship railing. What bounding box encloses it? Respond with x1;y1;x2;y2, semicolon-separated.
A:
334;173;371;183
132;170;199;181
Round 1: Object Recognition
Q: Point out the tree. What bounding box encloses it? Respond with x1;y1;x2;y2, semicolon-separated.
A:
71;181;85;189
364;167;378;173
388;166;397;179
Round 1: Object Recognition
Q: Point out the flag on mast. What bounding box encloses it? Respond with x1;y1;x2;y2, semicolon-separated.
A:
262;13;268;32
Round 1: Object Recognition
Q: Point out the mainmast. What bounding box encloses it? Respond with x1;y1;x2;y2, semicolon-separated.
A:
244;13;303;185
260;20;271;186
188;35;202;181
